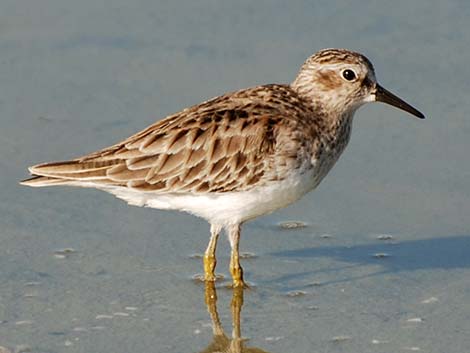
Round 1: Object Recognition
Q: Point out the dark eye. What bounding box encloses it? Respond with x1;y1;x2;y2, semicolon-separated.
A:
342;69;356;81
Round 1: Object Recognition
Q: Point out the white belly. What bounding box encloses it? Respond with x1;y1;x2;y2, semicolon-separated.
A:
105;167;319;226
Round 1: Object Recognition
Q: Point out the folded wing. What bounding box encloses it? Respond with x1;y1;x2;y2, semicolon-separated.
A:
22;94;285;194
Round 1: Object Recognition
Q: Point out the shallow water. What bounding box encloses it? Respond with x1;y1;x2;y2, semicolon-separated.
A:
2;1;470;352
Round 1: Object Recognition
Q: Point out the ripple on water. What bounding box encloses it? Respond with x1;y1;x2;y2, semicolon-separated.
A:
113;312;130;317
406;317;424;323
191;273;225;283
377;234;394;240
240;252;257;259
421;297;438;304
372;252;390;259
53;248;76;259
190;252;256;259
125;306;138;311
278;221;307;229
320;233;333;239
285;290;307;297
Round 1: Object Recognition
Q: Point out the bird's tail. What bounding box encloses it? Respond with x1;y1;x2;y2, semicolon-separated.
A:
20;159;120;187
20;175;73;187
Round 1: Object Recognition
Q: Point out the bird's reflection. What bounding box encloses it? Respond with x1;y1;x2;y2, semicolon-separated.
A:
198;282;270;353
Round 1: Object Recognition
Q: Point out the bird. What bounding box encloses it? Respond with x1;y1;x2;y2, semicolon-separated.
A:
21;48;425;288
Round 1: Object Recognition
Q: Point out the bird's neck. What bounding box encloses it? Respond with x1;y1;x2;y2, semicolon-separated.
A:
320;110;354;148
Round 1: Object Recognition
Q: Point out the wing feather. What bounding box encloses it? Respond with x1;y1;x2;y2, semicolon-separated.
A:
22;84;316;193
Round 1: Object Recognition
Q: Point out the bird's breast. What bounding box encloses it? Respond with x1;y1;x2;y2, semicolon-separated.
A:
309;119;353;186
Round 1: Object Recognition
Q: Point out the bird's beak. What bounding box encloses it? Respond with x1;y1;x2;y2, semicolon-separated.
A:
374;84;425;119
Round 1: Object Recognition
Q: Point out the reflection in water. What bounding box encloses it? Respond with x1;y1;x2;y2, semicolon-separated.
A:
198;282;270;353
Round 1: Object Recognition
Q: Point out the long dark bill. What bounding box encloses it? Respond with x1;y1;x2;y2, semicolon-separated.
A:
375;84;425;119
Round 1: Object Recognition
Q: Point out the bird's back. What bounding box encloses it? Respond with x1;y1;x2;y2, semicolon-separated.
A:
21;84;324;197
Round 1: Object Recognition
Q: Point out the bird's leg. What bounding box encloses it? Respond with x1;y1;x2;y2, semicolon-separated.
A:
204;224;221;282
227;224;247;288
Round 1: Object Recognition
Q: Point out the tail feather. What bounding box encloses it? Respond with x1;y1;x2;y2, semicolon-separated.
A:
20;175;71;187
21;159;122;188
28;168;109;180
29;159;118;175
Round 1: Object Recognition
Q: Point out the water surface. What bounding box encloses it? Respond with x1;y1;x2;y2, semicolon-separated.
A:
1;1;470;352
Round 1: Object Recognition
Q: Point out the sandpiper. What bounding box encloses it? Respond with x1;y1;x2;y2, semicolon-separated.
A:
21;48;424;287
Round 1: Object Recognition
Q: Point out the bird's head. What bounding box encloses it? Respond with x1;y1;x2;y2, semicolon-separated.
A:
292;48;424;120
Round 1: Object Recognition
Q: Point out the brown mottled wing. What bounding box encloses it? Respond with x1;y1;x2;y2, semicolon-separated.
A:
103;105;278;193
24;86;306;193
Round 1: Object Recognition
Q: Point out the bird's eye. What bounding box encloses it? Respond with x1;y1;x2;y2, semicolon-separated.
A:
342;69;357;81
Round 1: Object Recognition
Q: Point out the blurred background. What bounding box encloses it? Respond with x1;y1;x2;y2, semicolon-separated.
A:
1;1;469;352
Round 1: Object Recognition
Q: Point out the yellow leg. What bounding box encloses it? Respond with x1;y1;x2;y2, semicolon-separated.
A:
230;251;245;288
227;224;247;288
203;224;221;282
